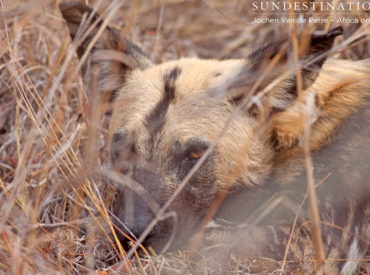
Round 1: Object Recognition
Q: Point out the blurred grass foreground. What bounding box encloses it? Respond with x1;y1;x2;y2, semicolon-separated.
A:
0;0;369;274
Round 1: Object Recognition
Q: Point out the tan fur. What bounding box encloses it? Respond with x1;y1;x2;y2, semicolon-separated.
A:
110;58;271;190
273;59;370;153
59;2;370;273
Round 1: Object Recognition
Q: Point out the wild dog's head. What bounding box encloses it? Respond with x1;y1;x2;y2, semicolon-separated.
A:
59;2;343;253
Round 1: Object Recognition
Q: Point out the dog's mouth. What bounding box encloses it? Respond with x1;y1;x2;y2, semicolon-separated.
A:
112;206;182;255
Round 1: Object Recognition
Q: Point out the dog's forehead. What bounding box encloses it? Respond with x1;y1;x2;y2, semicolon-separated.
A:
111;58;246;137
135;57;245;97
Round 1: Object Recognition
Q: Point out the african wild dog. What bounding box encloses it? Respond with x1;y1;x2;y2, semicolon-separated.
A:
59;2;370;274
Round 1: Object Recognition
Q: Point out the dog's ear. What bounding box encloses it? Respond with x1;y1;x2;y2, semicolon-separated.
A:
59;2;152;94
244;26;343;111
229;27;344;148
248;26;343;88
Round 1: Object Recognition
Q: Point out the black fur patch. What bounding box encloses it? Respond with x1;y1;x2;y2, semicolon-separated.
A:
248;42;283;69
308;26;343;68
111;131;127;164
164;67;181;102
145;67;181;136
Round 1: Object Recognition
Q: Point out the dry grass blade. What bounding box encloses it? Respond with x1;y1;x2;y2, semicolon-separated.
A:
0;0;368;274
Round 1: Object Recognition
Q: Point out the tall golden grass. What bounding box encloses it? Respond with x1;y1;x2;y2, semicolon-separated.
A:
0;0;369;274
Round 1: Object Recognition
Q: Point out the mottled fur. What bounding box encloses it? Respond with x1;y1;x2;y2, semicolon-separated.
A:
60;2;370;274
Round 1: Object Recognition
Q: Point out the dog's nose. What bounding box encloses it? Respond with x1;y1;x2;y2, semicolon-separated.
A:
127;209;155;239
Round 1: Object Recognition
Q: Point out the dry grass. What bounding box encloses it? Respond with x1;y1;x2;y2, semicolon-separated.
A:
0;0;369;274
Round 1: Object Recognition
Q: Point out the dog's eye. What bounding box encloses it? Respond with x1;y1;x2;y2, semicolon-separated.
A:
184;140;209;161
187;149;205;161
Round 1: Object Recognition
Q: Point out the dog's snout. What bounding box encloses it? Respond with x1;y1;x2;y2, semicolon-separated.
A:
113;167;161;245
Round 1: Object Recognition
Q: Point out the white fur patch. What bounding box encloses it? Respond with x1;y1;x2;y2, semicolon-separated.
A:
340;227;361;275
